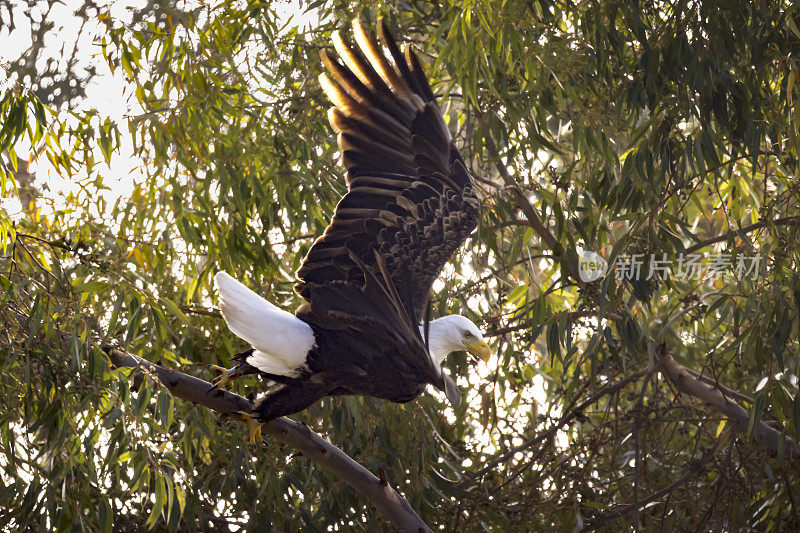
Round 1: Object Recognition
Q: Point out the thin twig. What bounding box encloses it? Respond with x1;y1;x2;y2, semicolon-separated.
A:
483;134;583;284
632;369;654;532
580;432;726;531
462;369;648;485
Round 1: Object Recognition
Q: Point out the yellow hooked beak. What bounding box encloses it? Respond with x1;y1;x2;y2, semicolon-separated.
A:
463;339;492;363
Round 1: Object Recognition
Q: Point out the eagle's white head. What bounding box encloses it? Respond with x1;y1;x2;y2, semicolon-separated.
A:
422;314;491;367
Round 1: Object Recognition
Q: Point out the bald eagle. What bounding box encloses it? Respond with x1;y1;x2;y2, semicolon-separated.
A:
213;20;488;429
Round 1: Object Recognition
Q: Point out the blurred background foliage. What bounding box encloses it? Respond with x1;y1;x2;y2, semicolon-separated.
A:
2;0;800;530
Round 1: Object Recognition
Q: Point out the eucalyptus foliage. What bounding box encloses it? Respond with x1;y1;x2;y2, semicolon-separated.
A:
2;0;800;530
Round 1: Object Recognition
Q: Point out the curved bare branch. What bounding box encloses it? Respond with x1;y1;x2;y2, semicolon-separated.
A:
105;348;432;533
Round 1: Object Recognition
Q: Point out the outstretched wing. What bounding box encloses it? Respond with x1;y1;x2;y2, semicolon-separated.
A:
295;19;480;319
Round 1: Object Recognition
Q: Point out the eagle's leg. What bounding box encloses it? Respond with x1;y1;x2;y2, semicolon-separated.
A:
253;383;325;423
236;412;263;444
208;365;241;390
233;385;323;444
208;349;259;389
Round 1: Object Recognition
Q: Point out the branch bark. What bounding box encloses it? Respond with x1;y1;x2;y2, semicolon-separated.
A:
105;348;432;533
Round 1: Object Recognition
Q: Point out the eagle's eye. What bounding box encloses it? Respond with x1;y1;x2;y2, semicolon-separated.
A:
464;331;473;338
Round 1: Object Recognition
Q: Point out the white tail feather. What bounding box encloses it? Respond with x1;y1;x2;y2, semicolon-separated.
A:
214;272;315;376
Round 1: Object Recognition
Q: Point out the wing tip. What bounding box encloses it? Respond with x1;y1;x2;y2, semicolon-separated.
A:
351;18;365;39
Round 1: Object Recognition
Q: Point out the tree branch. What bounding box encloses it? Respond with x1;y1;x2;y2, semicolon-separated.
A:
104;348;432;533
490;148;796;460
483;135;584;284
654;346;800;459
482;110;798;471
684;216;800;254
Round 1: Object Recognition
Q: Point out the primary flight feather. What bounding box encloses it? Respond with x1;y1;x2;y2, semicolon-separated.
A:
214;20;488;425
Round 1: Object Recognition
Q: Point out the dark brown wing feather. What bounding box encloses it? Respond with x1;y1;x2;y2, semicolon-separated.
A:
295;19;480;319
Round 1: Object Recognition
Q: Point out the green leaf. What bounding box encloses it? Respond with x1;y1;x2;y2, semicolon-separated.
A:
787;17;800;39
98;496;113;533
507;284;527;303
146;474;166;529
748;392;767;437
160;297;190;325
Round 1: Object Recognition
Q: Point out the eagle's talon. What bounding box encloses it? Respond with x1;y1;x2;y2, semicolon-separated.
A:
208;364;237;390
235;411;263;444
